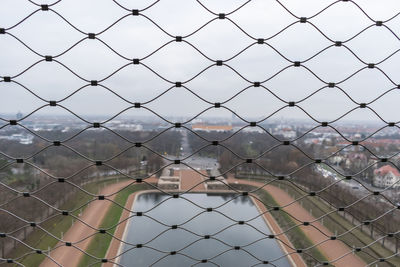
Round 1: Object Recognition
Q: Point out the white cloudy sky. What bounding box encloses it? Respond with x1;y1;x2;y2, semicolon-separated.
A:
0;0;399;123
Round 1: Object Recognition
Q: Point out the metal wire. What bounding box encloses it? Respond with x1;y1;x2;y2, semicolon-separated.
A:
1;0;400;266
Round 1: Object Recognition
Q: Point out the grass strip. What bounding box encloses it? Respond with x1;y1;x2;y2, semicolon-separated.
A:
236;175;400;266
6;178;126;267
282;180;400;266
232;183;328;266
78;184;151;267
259;188;328;266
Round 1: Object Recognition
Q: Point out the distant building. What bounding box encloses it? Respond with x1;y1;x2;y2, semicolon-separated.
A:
0;134;33;145
192;124;233;132
345;153;367;169
242;127;264;134
373;165;400;189
273;125;297;139
329;155;344;165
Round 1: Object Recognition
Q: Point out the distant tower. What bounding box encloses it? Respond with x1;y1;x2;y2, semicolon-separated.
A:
231;111;237;126
16;111;23;120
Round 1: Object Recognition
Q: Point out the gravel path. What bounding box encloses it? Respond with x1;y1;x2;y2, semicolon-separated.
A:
229;177;365;267
41;172;365;267
40;178;157;267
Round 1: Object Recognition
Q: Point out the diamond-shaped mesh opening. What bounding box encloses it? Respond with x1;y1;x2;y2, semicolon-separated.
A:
0;0;400;266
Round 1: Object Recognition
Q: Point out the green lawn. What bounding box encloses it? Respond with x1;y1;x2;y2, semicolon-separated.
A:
11;173;396;266
78;183;152;267
235;175;400;266
5;178;128;267
282;180;400;266
232;183;329;266
79;181;327;266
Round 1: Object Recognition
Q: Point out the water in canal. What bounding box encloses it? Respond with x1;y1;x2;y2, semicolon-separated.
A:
118;193;291;266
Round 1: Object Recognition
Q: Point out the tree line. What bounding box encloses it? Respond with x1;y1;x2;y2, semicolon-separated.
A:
0;128;181;240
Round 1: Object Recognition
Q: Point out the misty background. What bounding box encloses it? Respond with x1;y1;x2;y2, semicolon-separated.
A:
0;0;399;123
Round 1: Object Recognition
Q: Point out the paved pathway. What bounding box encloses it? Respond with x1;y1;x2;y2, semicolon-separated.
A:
179;169;206;191
40;178;157;267
106;170;304;267
41;171;365;267
228;177;365;267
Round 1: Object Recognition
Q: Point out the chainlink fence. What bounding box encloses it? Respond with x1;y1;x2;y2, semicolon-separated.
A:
1;0;400;266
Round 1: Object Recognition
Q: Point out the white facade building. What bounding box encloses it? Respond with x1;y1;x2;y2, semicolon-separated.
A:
373;165;400;189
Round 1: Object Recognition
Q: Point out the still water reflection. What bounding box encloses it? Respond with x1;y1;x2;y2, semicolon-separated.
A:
118;193;291;266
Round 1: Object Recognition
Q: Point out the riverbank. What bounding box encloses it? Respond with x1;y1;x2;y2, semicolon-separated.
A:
105;169;304;266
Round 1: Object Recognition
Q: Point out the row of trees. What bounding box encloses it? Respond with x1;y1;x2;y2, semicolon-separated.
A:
188;129;400;244
0;128;181;238
187;130;312;176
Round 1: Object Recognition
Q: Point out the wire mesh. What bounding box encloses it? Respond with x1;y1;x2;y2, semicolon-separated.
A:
1;0;400;266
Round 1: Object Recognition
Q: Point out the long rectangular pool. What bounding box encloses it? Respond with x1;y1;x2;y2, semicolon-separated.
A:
117;193;291;266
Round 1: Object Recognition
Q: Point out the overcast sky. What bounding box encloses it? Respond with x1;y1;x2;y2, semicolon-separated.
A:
0;0;399;124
